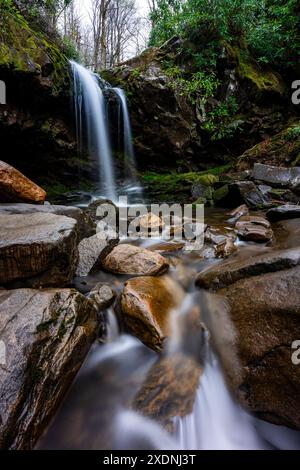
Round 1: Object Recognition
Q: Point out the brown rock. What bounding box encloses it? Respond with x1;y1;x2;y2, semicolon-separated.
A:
133;354;202;431
120;275;185;351
0;288;97;449
235;215;273;243
102;244;169;276
216;266;300;429
215;238;237;258
0;160;46;204
227;204;249;223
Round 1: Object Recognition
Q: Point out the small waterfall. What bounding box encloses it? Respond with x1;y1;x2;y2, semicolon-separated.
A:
71;61;116;201
113;88;136;177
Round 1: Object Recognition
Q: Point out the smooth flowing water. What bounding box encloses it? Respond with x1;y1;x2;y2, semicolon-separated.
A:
113;88;136;176
71;61;116;201
37;214;300;451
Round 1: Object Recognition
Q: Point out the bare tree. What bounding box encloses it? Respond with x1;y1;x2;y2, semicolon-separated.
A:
89;0;114;70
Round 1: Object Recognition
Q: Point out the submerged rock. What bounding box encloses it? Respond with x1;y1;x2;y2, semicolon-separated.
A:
0;288;97;449
217;266;300;430
102;244;169;276
133;354;202;432
215;238;237;258
120;276;185;351
0;161;46;204
0;213;78;287
267;204;300;221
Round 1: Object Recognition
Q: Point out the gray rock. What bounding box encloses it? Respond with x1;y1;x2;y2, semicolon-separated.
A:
0;288;97;449
267;204;300;221
0;213;78;287
253;163;300;190
76;223;118;277
229;181;271;209
195;247;300;290
86;199;118;228
0;203;94;240
88;283;116;311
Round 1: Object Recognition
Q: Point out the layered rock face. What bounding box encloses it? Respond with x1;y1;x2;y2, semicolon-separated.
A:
0;288;97;450
0;212;78;287
0;6;83;196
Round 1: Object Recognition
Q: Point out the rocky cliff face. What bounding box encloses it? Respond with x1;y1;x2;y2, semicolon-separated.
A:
0;6;88;199
104;37;297;173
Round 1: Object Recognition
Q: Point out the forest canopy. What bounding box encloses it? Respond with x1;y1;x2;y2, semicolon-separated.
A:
148;0;300;71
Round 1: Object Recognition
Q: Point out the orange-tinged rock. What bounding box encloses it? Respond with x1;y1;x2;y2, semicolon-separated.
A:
0;161;46;204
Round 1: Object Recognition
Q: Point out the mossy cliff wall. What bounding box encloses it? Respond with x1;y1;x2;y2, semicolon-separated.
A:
0;2;87;195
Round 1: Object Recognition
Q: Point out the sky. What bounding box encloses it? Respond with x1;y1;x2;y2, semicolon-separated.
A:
79;0;150;21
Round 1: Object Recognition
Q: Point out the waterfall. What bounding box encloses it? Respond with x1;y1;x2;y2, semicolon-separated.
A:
70;61;117;202
113;88;136;177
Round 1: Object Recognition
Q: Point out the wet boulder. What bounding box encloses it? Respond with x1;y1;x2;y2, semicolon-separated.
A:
102;244;169;276
120;275;185;351
235;215;273;243
0;288;97;449
253;163;300;190
217;266;300;430
196;246;300;290
267;205;300;222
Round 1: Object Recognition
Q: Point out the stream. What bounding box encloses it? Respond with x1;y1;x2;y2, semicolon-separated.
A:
36;210;300;450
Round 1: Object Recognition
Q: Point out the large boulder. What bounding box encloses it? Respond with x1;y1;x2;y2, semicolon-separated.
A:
267;204;300;222
0;288;97;449
253;163;300;190
0;213;78;287
120;276;185;351
0;161;46;204
0;203;94;240
196;246;300;290
216;266;300;429
102;244;169;276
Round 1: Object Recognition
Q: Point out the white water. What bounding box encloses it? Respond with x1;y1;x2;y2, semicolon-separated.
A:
113;88;136;174
71;61;116;201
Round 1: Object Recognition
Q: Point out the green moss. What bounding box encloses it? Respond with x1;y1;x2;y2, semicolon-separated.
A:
214;184;229;202
0;5;68;93
225;43;285;95
238;121;300;169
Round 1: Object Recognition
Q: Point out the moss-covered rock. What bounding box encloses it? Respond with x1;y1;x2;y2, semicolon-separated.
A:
237;122;300;170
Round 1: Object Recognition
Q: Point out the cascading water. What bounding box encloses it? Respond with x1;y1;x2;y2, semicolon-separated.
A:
71;61;116;201
113;88;136;176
